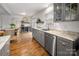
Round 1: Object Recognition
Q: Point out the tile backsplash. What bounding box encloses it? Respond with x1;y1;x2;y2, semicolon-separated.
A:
54;21;79;32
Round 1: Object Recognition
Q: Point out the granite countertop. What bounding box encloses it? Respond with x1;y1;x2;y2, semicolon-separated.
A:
4;28;19;30
0;35;11;50
32;28;79;41
45;30;79;41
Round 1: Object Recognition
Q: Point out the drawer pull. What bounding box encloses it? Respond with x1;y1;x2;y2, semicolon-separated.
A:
62;42;66;46
59;41;66;46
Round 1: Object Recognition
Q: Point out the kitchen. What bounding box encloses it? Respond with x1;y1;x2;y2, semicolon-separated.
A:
0;3;79;56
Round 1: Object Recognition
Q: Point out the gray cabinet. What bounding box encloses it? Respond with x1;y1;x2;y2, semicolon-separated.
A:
45;32;56;56
32;28;38;41
0;39;10;56
24;27;28;32
32;28;45;47
38;30;45;47
28;27;31;32
56;36;75;56
32;28;77;56
54;3;79;21
0;50;2;56
21;26;31;32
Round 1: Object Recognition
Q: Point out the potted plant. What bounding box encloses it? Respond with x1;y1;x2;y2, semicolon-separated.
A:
10;23;16;29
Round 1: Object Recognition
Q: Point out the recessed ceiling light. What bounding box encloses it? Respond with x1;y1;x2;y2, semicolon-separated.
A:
20;12;26;15
45;6;53;14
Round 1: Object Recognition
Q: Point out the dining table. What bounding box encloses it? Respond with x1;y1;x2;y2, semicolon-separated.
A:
0;31;5;36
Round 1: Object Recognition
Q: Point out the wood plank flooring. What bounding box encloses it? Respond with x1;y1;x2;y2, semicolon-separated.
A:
10;32;49;56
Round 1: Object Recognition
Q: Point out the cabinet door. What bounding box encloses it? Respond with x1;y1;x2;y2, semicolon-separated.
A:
1;39;10;56
38;30;45;47
5;39;10;56
36;30;40;42
25;27;28;32
56;37;74;56
32;28;39;42
0;50;2;56
28;27;32;32
32;28;45;47
32;28;34;37
32;28;37;39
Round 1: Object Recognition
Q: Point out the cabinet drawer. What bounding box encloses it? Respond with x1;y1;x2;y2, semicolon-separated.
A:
57;44;74;56
57;37;73;48
56;37;74;56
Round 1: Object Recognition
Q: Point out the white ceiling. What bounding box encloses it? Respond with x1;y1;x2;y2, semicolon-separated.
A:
1;3;49;16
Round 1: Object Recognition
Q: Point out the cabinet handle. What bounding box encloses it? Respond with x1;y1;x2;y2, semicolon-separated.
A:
62;42;66;46
59;41;66;46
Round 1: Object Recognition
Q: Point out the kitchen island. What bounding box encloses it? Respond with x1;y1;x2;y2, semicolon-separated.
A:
0;35;11;56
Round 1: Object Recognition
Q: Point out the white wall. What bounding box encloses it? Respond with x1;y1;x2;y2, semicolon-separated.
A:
11;16;22;28
0;15;12;29
31;5;54;29
0;15;22;30
54;21;79;32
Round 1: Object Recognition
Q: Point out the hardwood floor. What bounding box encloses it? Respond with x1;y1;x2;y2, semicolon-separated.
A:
10;32;49;56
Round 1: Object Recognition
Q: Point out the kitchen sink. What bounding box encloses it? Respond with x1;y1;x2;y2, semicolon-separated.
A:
42;29;49;31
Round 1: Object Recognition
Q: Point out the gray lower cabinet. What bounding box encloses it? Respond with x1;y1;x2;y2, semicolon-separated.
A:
28;27;32;32
0;39;10;56
32;28;77;56
45;32;56;56
24;27;28;32
56;36;75;56
21;26;31;32
37;30;45;47
32;28;38;41
25;27;31;32
32;28;45;47
0;50;1;56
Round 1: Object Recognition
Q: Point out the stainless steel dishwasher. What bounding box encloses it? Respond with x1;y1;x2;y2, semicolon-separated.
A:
45;32;56;56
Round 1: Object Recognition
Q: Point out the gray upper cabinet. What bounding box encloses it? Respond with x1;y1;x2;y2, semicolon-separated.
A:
54;3;79;21
54;3;63;21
